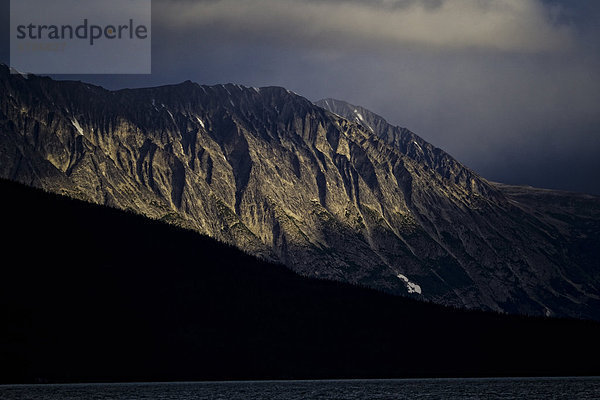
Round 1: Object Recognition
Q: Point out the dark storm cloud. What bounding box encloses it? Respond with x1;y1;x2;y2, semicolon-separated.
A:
152;0;600;193
1;0;599;193
157;0;575;52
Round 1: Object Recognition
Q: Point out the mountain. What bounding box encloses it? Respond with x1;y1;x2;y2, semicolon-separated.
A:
1;64;599;319
316;98;600;317
2;178;600;383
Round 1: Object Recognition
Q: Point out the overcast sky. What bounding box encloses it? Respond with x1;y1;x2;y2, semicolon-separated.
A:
1;0;599;194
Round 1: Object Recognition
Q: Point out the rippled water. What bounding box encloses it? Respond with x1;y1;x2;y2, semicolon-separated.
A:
1;377;599;399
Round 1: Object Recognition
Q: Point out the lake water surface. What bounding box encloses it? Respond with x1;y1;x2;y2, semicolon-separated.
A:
1;377;599;399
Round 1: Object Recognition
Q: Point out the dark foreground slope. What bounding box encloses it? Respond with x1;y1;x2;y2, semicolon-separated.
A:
1;179;599;384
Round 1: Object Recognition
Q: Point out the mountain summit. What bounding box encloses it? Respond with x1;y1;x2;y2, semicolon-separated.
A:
1;64;599;319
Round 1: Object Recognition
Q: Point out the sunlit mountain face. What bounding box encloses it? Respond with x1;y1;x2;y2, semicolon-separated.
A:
2;65;599;320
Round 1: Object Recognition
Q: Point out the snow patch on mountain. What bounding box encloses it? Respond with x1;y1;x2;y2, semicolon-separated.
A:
71;118;84;136
397;274;422;295
9;67;30;79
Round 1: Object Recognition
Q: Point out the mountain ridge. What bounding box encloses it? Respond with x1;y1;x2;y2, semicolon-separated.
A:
1;64;599;319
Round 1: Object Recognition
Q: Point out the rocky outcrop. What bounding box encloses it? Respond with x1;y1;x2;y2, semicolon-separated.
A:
1;64;599;319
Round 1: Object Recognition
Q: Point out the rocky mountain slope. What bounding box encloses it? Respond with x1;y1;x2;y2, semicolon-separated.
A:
1;64;599;319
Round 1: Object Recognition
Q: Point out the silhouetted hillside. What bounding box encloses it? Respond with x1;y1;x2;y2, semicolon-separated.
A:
0;178;599;384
